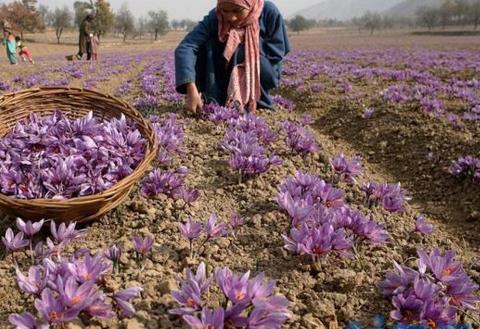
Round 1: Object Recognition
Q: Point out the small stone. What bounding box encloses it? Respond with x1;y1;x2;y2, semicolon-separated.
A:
252;214;262;228
215;238;231;249
124;318;145;329
467;211;480;222
136;310;150;322
66;319;85;329
158;279;177;295
147;320;160;329
302;314;326;329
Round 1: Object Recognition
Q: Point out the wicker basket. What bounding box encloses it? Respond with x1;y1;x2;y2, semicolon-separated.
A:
0;87;158;224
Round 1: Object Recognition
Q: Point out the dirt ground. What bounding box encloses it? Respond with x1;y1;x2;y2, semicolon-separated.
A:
0;29;479;328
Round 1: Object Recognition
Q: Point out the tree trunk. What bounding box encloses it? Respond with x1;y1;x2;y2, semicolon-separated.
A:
155;29;158;41
56;28;63;44
123;32;127;42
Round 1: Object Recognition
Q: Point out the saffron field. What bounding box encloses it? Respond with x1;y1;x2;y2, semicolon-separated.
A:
0;31;479;328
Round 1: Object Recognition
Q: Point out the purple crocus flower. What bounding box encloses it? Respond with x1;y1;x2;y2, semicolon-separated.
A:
183;307;225;329
58;276;96;308
67;252;111;283
205;214;227;239
215;267;251;304
362;107;375;119
34;288;80;324
355;220;389;245
229;213;245;230
16;218;44;237
2;228;29;252
330;154;363;183
185;262;212;293
16;265;49;295
8;312;48;329
415;215;433;235
105;244;122;263
247;297;290;329
50;221;85;244
247;272;275;301
113;287;143;317
132;235;154;254
84;291;116;319
390;293;423;322
170;280;203;315
229;213;245;238
446;275;479;311
180;218;203;241
378;261;418;296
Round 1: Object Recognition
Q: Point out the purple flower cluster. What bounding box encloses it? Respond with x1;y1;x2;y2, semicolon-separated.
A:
149;114;184;165
115;80;132;97
140;167;199;204
280;120;320;155
330;154;363;183
179;214;231;257
379;249;479;327
134;62;162;111
449;156;480;184
202;103;240;125
0;80;11;92
170;262;290;328
157;57;183;103
278;172;389;259
221;115;281;182
272;95;296;112
0;111;146;199
5;220;143;327
361;182;408;213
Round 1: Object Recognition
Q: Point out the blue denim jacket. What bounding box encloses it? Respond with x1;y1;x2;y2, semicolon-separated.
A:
174;1;290;109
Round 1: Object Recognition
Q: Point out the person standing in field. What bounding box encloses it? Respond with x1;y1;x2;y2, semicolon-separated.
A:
77;13;95;60
2;28;17;65
91;34;100;61
15;36;34;64
175;0;290;114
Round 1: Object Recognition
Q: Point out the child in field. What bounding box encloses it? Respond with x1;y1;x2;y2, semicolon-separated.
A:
175;0;290;113
15;36;34;64
2;28;17;65
91;34;100;61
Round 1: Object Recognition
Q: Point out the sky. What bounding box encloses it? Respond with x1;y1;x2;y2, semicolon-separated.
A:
36;0;322;20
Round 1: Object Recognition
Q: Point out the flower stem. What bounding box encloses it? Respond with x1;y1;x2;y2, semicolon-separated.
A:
29;239;34;265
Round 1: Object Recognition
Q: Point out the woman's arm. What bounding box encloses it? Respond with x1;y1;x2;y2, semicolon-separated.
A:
174;10;215;94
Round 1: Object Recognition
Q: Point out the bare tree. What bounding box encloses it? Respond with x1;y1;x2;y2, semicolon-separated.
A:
0;0;42;38
416;6;439;30
38;4;49;28
115;3;134;42
469;0;480;29
51;6;72;44
136;16;147;39
147;10;169;40
359;11;382;35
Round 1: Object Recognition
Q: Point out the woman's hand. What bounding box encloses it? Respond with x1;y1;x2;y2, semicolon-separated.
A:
185;83;203;114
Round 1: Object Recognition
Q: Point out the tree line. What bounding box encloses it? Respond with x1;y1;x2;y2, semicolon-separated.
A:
287;0;480;35
0;0;197;44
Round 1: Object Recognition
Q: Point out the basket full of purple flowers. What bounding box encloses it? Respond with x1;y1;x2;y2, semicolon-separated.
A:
0;87;158;223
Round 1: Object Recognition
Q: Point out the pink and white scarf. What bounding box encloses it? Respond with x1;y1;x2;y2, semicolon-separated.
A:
217;0;264;112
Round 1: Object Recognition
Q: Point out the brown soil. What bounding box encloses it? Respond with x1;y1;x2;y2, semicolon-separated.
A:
0;30;479;329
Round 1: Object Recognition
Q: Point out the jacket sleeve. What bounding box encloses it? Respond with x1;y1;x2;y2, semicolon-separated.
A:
260;2;290;89
174;11;215;94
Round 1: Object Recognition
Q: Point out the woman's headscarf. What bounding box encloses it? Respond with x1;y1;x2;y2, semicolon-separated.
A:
217;0;264;112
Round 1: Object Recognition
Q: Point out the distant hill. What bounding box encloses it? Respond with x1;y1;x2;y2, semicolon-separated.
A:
382;0;441;17
294;0;404;21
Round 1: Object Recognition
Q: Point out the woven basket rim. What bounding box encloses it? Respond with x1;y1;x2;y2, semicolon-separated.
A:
0;86;158;208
